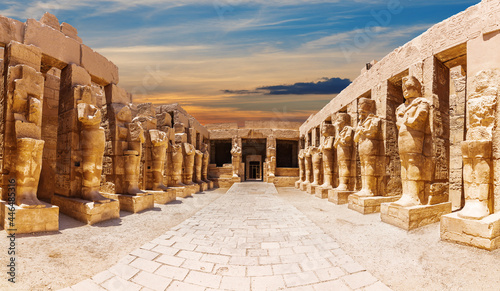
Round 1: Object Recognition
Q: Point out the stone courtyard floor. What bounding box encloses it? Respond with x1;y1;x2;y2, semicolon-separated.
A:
63;182;388;291
2;182;499;290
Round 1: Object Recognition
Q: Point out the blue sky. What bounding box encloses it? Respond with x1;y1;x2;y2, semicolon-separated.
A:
1;0;480;124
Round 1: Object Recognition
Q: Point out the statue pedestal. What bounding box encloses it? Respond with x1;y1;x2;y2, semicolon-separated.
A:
315;187;331;199
306;184;318;195
52;195;118;225
295;181;301;189
1;200;59;234
207;180;214;189
380;202;451;230
299;182;308;191
101;193;154;213
348;194;400;214
185;184;199;196
328;190;356;205
199;182;208;192
150;189;177;204
171;187;190;198
440;212;500;250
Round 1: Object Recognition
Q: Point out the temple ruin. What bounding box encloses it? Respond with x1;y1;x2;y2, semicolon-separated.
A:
1;0;500;253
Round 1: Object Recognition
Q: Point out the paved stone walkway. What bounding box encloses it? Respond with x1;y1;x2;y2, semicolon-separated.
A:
63;183;391;291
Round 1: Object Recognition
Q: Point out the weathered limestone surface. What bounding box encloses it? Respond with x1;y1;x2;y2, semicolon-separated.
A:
52;195;118;225
316;122;335;199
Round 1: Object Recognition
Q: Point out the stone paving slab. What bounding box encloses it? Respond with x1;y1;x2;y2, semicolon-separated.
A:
64;182;391;290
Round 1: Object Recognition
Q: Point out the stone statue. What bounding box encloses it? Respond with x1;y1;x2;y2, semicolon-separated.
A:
194;149;204;184
297;148;306;185
393;76;431;206
9;65;46;208
77;99;109;202
171;143;185;187
310;147;322;187
267;137;277;178
124;119;146;195
354;98;381;197
304;146;313;187
201;143;210;183
334;113;354;191
319;122;335;189
458;70;496;219
230;136;242;178
183;142;196;185
150;129;169;191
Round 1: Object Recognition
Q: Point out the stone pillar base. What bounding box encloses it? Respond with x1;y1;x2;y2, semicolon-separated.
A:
440;212;500;251
295;181;301;188
149;190;177;204
171;187;190;198
185;184;199;195
306;184;318;195
328;190;356;205
199;182;208;192
315;187;331;199
380;202;452;230
101;193;154;213
207;180;214;189
52;195;118;225
1;200;59;234
348;195;401;214
300;182;308;191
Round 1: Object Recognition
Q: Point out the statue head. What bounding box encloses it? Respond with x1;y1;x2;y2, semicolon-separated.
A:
321;122;335;137
402;76;422;99
358;98;375;121
334;112;350;130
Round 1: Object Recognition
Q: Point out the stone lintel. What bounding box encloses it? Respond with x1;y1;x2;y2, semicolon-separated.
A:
348;195;401;214
381;202;452;230
52;195;119;225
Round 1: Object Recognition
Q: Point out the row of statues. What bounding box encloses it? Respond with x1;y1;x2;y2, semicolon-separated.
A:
298;72;496;220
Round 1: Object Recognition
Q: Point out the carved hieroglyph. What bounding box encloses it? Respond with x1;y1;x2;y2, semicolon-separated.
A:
334;113;354;191
319;122;335;189
124;119;146;195
150;129;169;191
7;64;46;208
354;98;381;197
77;94;109;202
231;136;242;178
183;142;196;185
310;147;322;187
297;149;306;184
393;76;431;207
201;143;210;183
267;136;277;178
194;150;204;184
458;70;497;219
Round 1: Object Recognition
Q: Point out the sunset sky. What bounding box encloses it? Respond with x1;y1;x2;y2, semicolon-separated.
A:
2;0;479;125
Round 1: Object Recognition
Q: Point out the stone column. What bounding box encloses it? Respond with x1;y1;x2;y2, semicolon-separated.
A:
319;122;335;189
183;142;196;185
333;113;354;192
201;142;211;183
150;129;169;191
296;148;306;188
353;98;381;197
2;42;45;208
231;136;242;178
267;136;277;181
194;149;204;184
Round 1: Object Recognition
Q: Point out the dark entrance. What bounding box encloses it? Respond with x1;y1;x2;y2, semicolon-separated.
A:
249;161;261;180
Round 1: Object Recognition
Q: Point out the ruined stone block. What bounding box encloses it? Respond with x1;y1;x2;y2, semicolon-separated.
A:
82;45;119;86
105;84;130;105
24;19;81;68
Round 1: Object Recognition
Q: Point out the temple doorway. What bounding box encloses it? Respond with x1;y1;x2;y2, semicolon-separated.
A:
246;155;262;181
